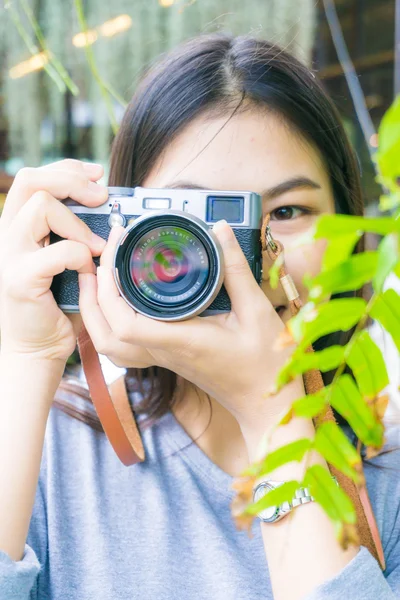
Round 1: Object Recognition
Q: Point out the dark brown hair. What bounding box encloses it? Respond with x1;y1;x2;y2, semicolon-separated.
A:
54;32;365;433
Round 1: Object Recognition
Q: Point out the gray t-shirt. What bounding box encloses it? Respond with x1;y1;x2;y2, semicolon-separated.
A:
1;384;399;600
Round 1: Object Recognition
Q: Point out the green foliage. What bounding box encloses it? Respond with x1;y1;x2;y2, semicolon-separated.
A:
280;387;328;421
254;439;312;477
369;289;400;352
346;331;389;398
304;466;357;533
329;375;384;447
320;233;362;271
242;97;400;548
288;298;367;350
274;347;345;392
245;481;300;515
313;422;362;483
308;252;378;301
376;95;400;200
314;214;400;237
373;234;400;293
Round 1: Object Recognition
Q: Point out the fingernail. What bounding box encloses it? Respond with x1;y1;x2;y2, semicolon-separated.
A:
109;225;125;241
88;180;108;196
213;220;231;240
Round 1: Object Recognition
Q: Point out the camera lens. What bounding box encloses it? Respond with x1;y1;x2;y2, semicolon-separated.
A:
130;225;209;303
114;212;223;321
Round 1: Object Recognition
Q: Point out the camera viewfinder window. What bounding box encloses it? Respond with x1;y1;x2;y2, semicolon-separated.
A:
207;196;244;223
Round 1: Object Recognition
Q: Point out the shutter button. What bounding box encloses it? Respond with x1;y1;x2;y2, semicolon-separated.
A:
108;202;126;228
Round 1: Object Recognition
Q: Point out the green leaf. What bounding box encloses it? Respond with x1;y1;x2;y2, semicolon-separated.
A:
346;331;389;398
288;299;367;351
376;95;400;187
373;234;400;293
314;422;363;483
308;252;378;301
277;388;328;425
303;465;356;524
268;253;284;290
369;289;400;352
256;439;312;477
314;214;400;239
329;375;384;447
291;388;328;419
321;233;362;271
379;190;400;213
275;346;345;390
245;481;300;515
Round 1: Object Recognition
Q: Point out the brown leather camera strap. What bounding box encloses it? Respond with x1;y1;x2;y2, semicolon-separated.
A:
262;213;385;570
77;326;145;466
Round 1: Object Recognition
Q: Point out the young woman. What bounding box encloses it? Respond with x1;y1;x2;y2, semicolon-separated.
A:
0;33;399;600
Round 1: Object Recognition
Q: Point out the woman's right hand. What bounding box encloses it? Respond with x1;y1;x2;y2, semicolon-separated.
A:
0;160;108;363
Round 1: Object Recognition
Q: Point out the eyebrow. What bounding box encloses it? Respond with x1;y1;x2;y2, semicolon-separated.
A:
166;176;321;200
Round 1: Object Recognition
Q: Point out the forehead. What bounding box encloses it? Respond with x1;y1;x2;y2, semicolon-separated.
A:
143;109;331;192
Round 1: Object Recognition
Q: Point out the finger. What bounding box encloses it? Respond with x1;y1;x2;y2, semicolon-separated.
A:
100;225;125;267
41;158;103;179
34;240;96;278
7;191;106;255
212;219;264;322
0;160;107;230
78;273;153;367
95;265;204;351
3;240;96;300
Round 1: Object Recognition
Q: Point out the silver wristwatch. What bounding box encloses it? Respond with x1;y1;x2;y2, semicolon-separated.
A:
253;477;338;523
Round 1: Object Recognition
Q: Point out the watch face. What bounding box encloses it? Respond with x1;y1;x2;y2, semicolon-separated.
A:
253;483;279;522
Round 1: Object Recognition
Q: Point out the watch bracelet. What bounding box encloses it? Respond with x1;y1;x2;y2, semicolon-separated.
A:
253;476;339;520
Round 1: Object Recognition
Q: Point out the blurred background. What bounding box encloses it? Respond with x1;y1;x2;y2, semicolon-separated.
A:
0;0;396;206
0;0;399;414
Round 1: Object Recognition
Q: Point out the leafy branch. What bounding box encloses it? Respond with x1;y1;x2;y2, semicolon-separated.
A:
231;97;400;547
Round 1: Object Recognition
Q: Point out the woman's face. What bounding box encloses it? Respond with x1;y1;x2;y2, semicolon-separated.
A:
141;109;335;322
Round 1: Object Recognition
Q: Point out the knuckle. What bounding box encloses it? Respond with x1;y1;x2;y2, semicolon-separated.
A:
170;335;198;360
113;322;130;344
224;260;248;276
29;190;53;211
108;354;133;369
14;166;35;184
92;336;108;356
64;239;92;263
61;158;85;171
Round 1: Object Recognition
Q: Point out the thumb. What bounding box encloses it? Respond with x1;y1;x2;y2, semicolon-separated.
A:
212;220;261;319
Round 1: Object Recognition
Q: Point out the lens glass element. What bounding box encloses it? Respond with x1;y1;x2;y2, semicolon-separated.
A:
129;226;209;305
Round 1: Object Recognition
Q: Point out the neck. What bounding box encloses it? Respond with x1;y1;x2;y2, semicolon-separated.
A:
171;377;250;478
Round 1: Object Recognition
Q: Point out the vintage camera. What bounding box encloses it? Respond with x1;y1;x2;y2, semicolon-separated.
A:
50;186;263;321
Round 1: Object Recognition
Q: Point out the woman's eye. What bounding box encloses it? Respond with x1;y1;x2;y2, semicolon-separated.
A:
270;206;310;221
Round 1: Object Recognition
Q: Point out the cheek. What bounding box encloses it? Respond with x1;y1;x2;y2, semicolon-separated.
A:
261;238;327;302
283;238;327;300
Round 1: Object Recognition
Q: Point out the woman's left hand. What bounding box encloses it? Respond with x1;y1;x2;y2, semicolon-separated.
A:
78;220;303;430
